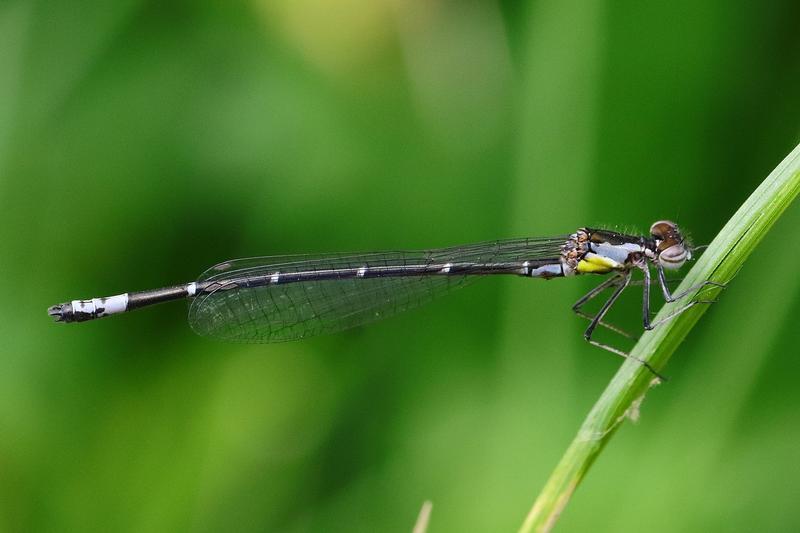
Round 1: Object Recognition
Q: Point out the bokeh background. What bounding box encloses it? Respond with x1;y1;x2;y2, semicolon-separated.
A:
2;1;800;531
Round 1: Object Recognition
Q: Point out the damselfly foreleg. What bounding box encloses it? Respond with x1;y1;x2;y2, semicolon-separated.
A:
656;263;726;303
631;262;721;332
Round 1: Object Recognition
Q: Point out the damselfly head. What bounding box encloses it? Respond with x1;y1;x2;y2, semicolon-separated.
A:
650;220;689;270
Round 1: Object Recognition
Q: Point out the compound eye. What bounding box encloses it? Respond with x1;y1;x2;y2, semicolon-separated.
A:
650;220;679;239
658;244;688;270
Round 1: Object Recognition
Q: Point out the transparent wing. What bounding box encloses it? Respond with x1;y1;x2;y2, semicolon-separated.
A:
187;237;566;343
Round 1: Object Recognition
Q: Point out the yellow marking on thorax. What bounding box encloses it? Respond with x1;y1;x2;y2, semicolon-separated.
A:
576;252;621;274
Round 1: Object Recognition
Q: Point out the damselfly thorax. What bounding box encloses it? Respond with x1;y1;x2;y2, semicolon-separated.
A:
48;220;722;378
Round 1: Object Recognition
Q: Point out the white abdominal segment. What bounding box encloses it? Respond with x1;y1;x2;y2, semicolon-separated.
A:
72;293;129;318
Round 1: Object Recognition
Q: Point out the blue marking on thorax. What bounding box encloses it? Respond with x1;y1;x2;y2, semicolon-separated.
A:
592;242;643;265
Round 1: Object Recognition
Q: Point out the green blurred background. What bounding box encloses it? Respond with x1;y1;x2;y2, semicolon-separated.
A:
2;1;800;531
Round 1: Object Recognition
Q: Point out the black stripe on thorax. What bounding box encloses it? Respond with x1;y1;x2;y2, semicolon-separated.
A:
584;228;656;252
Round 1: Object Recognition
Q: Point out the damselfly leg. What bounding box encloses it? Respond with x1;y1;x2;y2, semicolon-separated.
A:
572;274;636;339
580;271;631;346
655;263;726;303
576;271;665;379
575;260;722;381
641;264;724;329
574;276;684;336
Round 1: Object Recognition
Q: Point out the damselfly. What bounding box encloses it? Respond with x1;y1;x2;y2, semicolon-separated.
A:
48;220;721;376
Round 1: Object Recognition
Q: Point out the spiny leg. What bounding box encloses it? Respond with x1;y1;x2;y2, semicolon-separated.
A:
648;299;718;329
637;262;722;330
572;274;636;339
582;270;631;343
633;275;681;319
586;336;666;381
582;270;666;380
657;262;726;302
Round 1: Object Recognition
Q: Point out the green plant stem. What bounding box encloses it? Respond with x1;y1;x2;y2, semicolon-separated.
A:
519;141;800;533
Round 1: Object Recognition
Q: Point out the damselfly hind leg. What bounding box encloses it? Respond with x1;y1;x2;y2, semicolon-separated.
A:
576;271;666;380
572;274;636;339
576;275;684;335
